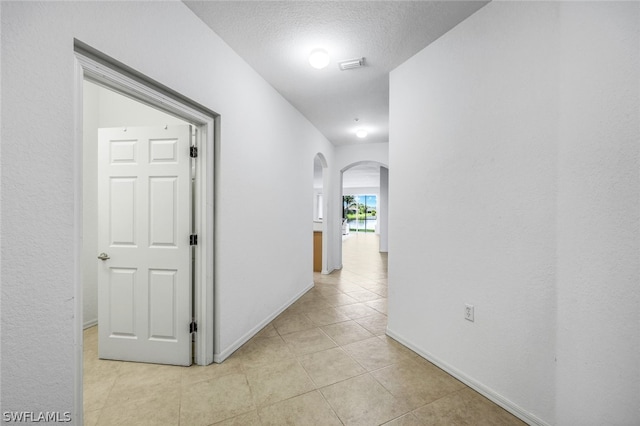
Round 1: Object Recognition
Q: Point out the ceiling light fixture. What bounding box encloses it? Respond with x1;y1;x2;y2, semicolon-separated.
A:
356;128;368;139
309;49;330;69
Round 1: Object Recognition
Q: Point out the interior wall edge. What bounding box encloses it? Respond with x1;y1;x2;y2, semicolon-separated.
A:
213;280;314;363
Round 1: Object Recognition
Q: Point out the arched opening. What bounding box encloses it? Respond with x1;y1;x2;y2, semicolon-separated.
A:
340;161;389;262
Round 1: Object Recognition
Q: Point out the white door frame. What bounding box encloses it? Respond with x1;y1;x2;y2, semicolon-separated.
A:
73;47;215;422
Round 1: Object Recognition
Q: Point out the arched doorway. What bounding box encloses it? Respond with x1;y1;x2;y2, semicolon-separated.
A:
341;161;389;255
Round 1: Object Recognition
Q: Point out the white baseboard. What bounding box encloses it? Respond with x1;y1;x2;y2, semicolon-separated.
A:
83;318;98;329
213;281;315;363
385;328;550;426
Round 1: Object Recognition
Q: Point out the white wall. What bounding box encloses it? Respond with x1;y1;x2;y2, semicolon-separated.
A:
388;2;639;425
555;3;639;424
336;142;388;172
1;1;334;417
342;187;379;196
82;82;190;327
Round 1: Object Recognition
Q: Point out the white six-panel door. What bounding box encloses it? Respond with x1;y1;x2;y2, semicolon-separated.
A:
97;125;192;366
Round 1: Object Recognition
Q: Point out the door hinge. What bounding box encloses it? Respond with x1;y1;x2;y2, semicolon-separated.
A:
190;321;198;333
190;146;198;158
190;234;198;246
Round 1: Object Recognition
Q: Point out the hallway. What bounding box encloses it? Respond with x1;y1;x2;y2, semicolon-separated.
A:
84;233;524;425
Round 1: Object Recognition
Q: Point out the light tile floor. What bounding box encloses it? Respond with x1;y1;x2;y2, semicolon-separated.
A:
84;233;525;425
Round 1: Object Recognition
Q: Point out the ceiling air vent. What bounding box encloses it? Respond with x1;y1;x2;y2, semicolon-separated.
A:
338;57;366;71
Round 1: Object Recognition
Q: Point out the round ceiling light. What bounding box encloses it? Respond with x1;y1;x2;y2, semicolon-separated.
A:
309;49;330;69
356;128;368;139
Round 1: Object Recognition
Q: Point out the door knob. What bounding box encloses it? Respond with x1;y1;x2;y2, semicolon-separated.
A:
97;253;110;261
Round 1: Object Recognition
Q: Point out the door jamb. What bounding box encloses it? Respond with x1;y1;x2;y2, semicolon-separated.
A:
73;46;216;423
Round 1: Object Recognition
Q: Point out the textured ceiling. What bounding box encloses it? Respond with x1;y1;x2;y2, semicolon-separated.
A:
184;1;488;146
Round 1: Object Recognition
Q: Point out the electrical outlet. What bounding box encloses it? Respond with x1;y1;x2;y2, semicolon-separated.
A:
465;304;475;322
